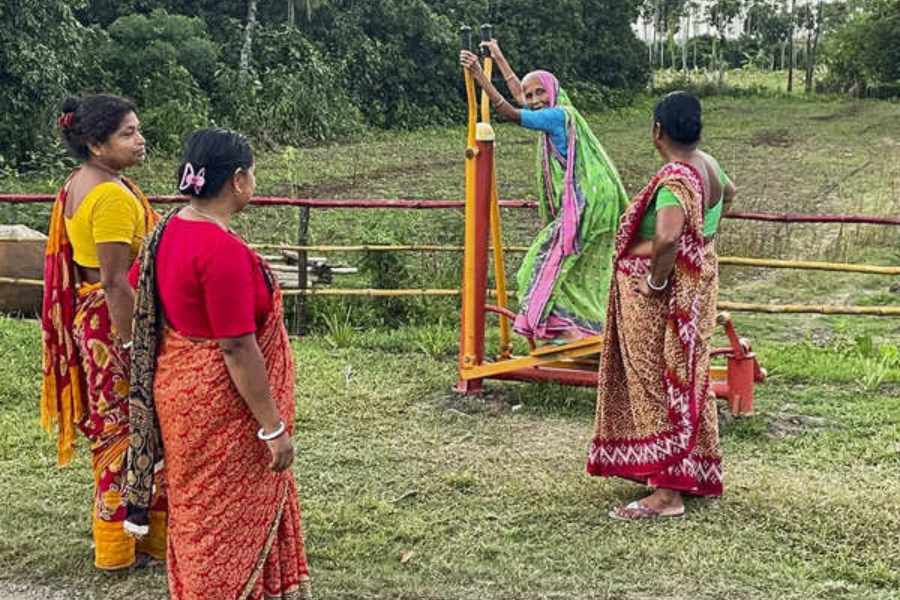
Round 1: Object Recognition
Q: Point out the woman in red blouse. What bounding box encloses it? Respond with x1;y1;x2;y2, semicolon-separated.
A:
124;128;312;599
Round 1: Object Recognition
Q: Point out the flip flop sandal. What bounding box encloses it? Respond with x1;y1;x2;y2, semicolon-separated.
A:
608;500;685;521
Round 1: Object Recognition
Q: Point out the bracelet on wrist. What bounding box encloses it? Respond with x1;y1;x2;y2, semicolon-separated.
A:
257;420;286;441
646;273;669;291
122;340;133;350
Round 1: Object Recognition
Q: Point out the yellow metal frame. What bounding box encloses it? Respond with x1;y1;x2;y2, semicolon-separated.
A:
459;336;604;381
460;66;479;368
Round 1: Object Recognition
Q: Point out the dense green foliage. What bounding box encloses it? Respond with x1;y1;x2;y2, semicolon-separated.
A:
822;0;900;95
2;1;897;172
0;1;101;172
0;0;649;170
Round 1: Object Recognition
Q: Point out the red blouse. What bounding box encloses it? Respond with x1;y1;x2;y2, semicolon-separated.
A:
152;216;273;339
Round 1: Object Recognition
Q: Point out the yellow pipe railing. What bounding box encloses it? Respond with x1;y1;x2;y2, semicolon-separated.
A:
251;244;900;276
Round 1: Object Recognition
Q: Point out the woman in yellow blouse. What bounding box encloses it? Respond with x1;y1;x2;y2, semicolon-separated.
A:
40;94;165;570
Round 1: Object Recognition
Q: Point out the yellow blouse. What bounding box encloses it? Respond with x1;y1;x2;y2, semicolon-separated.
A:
64;181;147;268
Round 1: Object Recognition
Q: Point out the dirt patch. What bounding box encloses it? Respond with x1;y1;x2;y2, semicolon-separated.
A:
276;180;355;198
750;128;793;148
767;408;829;439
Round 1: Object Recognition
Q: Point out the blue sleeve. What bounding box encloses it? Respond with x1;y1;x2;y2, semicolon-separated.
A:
520;108;566;136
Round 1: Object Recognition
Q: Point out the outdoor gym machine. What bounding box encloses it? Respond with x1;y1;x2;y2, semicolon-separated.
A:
453;25;764;414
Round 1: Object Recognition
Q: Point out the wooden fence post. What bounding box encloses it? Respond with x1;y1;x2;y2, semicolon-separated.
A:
293;205;310;334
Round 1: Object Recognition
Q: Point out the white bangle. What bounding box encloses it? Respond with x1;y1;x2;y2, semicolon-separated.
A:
122;340;133;350
646;273;668;291
257;420;286;441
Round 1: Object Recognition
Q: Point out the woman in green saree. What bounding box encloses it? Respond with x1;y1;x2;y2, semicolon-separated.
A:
461;42;629;342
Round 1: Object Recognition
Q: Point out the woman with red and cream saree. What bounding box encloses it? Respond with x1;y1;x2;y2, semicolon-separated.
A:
587;92;724;519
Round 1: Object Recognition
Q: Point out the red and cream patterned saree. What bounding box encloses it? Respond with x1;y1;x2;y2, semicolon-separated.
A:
587;162;723;497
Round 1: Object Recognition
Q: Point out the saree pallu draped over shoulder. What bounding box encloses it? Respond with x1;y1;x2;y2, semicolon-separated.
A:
514;85;629;340
126;212;311;599
586;162;723;497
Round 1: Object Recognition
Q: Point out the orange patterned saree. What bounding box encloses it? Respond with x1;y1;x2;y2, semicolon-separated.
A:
154;290;312;599
126;211;311;599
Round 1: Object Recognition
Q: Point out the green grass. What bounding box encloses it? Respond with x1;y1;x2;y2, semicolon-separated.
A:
0;315;898;599
1;93;900;598
654;67;817;96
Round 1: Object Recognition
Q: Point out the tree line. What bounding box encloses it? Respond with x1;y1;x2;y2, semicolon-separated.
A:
1;1;896;174
0;0;647;171
640;0;899;94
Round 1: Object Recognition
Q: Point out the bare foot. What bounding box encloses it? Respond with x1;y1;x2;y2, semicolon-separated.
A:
558;328;586;342
542;329;586;346
639;488;684;512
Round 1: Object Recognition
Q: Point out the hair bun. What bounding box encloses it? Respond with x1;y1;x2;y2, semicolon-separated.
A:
680;114;701;137
61;96;80;114
654;91;703;146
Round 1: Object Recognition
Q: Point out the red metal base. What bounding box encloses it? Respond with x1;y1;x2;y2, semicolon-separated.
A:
459;362;760;418
453;378;484;394
455;313;766;417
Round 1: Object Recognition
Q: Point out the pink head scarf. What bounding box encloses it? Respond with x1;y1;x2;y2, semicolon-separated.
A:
522;70;560;107
522;69;579;256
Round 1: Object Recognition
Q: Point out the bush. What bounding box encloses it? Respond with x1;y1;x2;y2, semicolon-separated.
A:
477;0;649;109
1;0;655;172
215;27;365;145
0;1;106;169
101;10;214;152
822;2;900;95
307;0;464;128
304;0;650;125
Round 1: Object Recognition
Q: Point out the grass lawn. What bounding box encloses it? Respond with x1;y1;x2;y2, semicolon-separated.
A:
0;91;899;598
0;317;898;600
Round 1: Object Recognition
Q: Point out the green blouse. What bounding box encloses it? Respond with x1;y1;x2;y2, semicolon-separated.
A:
638;165;731;240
